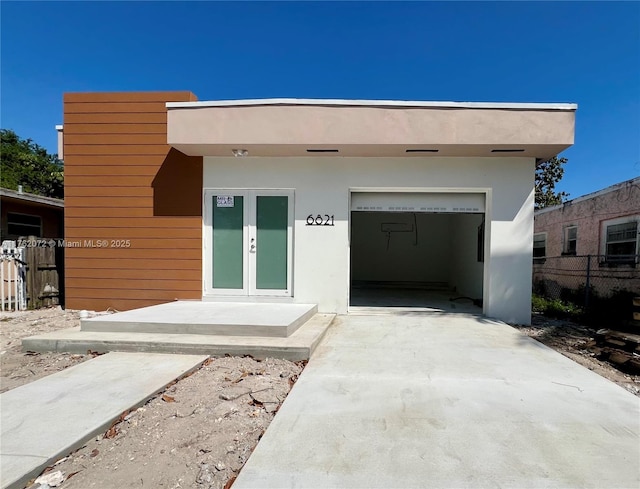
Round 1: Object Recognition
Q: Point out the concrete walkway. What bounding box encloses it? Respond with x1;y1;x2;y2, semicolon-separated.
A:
0;352;207;489
234;313;640;489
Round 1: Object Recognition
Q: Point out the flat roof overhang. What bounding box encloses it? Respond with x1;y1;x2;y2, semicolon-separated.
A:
166;99;576;160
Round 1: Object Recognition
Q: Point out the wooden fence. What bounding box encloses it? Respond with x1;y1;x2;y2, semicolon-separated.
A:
1;239;63;310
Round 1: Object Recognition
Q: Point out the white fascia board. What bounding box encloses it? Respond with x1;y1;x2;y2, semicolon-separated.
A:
166;98;578;111
0;188;64;207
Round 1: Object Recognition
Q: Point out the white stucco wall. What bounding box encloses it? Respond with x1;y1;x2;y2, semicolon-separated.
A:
450;213;485;299
203;156;535;324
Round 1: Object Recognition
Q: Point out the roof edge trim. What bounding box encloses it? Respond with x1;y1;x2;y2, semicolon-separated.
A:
0;188;64;207
166;98;578;111
535;176;640;215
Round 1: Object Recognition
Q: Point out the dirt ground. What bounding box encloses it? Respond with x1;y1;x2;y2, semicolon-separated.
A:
35;356;304;489
3;308;638;488
0;307;91;393
513;314;640;397
1;308;304;489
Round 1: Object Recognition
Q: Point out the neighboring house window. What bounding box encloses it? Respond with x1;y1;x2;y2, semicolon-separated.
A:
533;233;546;260
602;216;639;264
7;212;42;237
563;226;577;255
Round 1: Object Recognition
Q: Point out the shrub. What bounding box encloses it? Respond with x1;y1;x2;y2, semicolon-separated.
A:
533;287;636;327
532;294;547;313
531;294;583;320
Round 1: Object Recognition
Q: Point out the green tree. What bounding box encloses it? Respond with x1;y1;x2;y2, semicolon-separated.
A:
535;156;568;210
0;129;64;198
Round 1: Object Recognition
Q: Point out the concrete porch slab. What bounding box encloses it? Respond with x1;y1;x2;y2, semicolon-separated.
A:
81;301;318;338
22;314;335;361
0;352;207;489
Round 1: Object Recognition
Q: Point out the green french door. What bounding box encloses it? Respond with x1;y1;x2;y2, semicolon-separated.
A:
204;190;293;297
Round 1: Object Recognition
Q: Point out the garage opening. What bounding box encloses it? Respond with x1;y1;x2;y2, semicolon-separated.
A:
350;192;485;313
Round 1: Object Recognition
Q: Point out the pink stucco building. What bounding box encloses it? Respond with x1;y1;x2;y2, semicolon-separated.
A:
533;177;640;298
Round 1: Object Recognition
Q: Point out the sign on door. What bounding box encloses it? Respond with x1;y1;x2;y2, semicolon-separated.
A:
216;196;234;208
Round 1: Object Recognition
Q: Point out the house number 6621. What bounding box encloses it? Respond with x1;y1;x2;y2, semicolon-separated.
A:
306;214;335;226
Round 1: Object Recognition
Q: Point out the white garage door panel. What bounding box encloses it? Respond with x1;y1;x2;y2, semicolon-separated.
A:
351;192;485;213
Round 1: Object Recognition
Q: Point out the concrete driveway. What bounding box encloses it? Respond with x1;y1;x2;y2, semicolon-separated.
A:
233;312;640;489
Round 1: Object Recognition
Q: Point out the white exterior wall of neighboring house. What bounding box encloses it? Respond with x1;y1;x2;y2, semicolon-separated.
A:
203;156;535;324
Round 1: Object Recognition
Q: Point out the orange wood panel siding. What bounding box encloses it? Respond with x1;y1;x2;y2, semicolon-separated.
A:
63;91;203;311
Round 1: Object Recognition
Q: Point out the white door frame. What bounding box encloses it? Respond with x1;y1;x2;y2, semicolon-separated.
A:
347;187;491;315
203;189;294;298
203;189;249;296
248;189;294;297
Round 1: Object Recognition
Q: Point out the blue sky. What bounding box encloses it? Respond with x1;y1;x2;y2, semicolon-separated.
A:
2;1;638;198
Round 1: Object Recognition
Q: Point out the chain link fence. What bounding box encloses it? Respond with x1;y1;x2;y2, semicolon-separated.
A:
533;255;639;325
